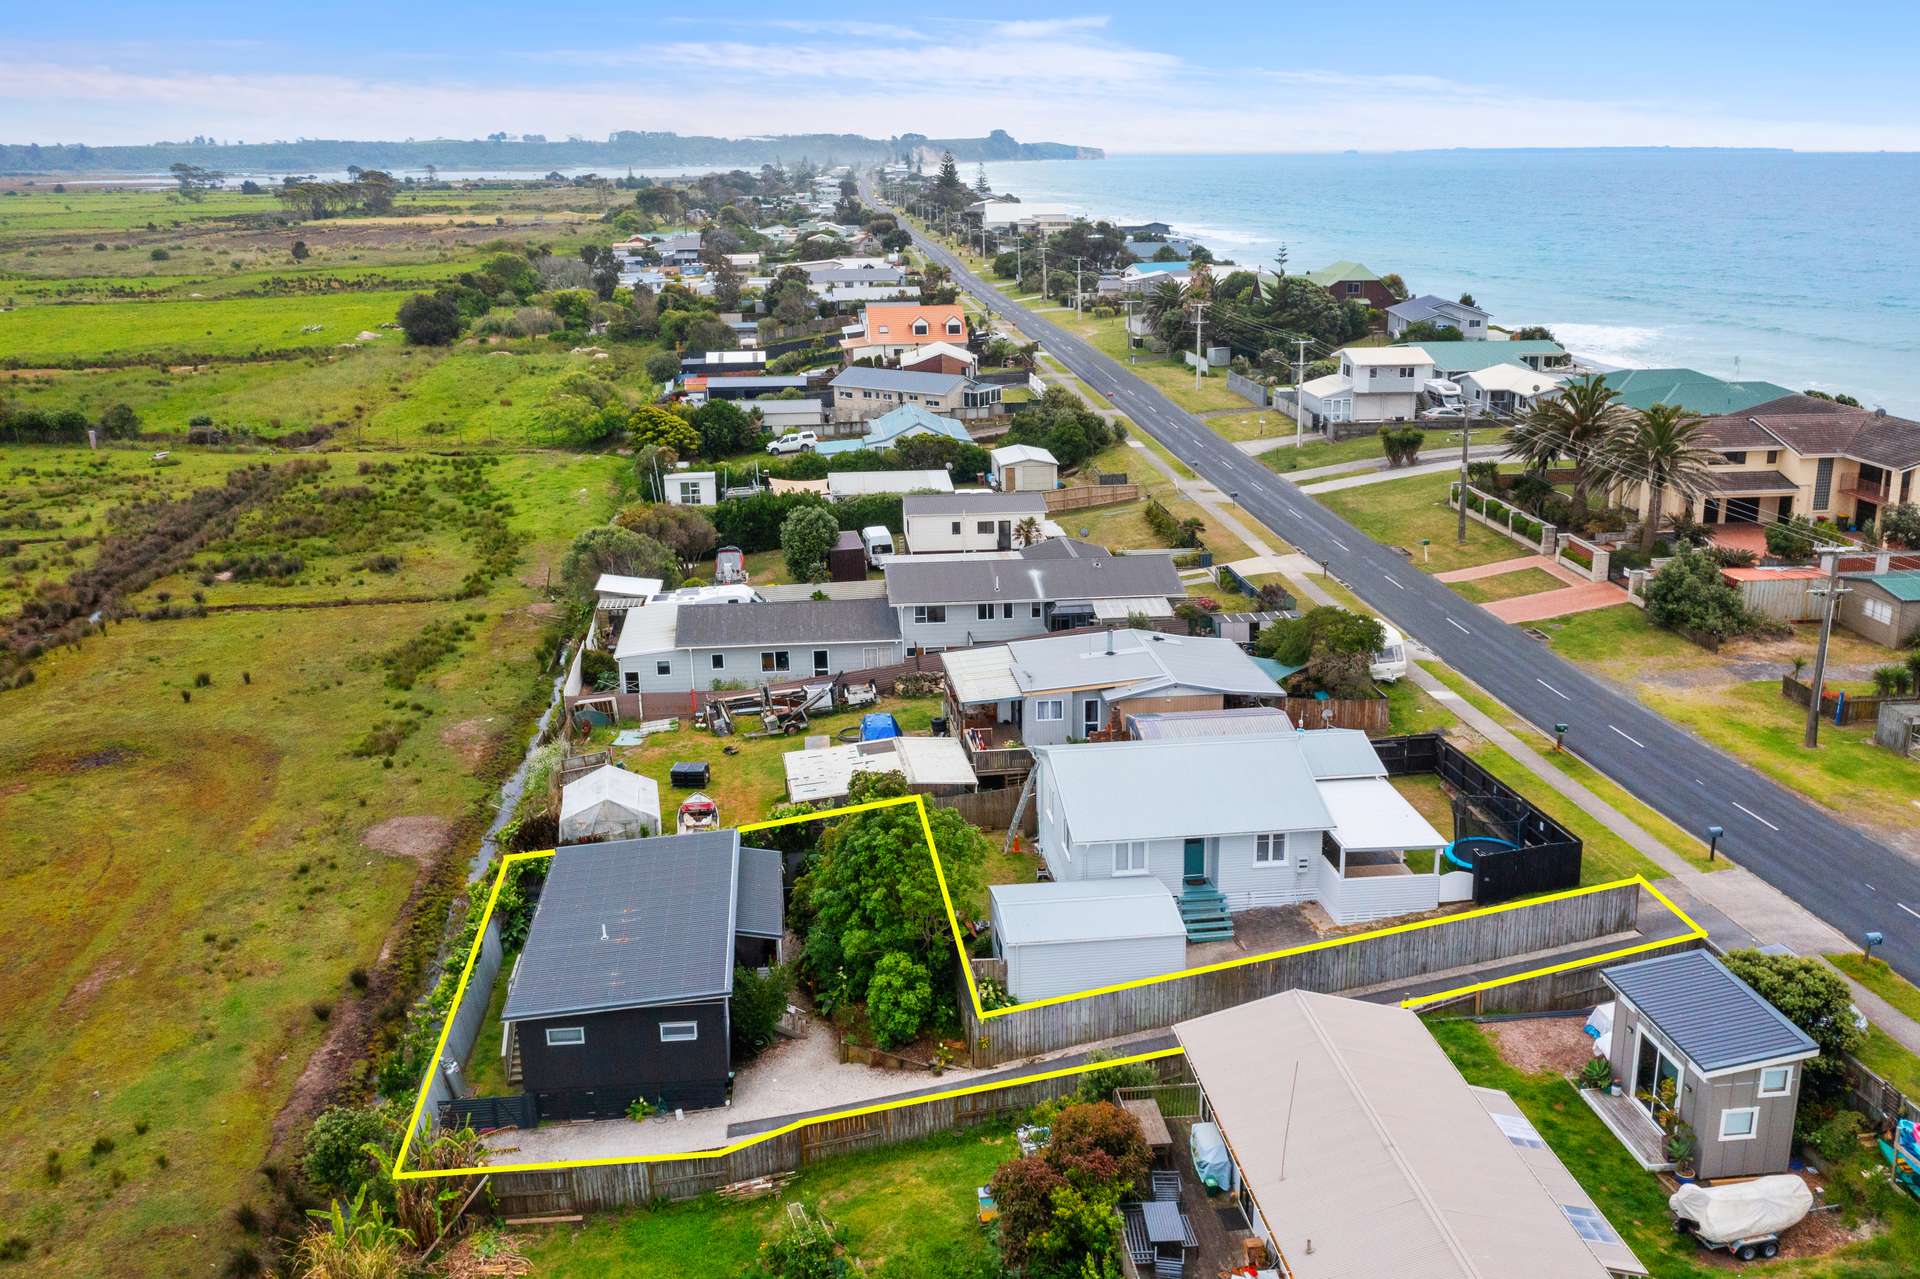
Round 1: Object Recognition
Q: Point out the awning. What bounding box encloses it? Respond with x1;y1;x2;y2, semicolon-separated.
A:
943;646;1020;703
1702;469;1799;496
1091;596;1175;620
1319;777;1445;851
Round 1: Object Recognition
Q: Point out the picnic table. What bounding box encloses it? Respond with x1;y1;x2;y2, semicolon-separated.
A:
1122;1097;1173;1151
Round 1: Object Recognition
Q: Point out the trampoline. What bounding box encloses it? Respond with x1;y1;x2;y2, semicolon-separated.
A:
1441;835;1520;871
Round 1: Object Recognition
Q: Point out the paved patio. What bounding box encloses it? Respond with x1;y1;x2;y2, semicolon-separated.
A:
1482;581;1631;623
1435;554;1586;587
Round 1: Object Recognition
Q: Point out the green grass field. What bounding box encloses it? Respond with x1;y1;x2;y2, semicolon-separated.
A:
1262;425;1507;475
0;447;623;1277
1315;471;1521;573
1450;566;1566;604
0;290;418;362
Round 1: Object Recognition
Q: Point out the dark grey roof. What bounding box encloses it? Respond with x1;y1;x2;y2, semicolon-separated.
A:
1601;950;1818;1074
902;492;1048;518
736;847;785;940
502;832;740;1022
1020;537;1114;560
884;544;1183;606
830;366;972;395
673;598;901;648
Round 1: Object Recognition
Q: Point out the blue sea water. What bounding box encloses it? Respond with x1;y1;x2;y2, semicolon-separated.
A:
981;151;1920;415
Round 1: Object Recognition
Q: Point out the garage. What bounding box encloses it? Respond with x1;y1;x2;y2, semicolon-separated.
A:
989;879;1187;1003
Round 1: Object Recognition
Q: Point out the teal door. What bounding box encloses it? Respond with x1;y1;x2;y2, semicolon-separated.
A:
1183;839;1207;882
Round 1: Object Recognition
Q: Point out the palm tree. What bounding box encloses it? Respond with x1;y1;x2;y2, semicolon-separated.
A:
1503;375;1626;521
1012;516;1043;547
1605;402;1718;552
1144;278;1187;331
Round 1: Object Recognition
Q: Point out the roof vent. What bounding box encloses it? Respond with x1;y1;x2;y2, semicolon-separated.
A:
600;923;609;941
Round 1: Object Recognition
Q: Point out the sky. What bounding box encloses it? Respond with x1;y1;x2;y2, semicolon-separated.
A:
7;2;1920;153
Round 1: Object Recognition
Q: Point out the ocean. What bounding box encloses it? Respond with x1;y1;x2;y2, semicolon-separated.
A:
980;151;1920;415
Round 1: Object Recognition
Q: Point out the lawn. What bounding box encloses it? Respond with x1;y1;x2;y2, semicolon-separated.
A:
1449;566;1567;605
0;289;418;363
0;448;622;1277
1199;410;1287;443
1315;471;1520;574
1260;425;1507;476
1429;1018;1920;1279
523;1122;1014;1279
1065;436;1255;563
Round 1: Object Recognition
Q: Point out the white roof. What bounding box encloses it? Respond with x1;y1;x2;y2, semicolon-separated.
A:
825;469;955;497
991;444;1059;466
1090;596;1175;620
782;735;976;804
613;601;680;659
1035;734;1330;843
1318;777;1446;851
1176;991;1614;1279
557;764;662;839
1006;628;1282;701
1344;345;1433;367
1301;372;1352;397
1466;364;1564;396
593;573;664;600
941;645;1021;703
990;878;1184;946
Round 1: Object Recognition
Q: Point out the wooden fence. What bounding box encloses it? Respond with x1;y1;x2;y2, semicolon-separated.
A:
1279;693;1390;733
1045;483;1142;513
930;787;1037;832
489;1053;1189;1217
1780;674;1917;726
959;883;1639;1065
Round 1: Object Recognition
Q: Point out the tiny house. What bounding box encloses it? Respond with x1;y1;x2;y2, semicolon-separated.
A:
989;879;1186;1002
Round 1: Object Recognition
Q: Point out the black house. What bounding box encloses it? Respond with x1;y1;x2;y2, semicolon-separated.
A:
502;830;784;1119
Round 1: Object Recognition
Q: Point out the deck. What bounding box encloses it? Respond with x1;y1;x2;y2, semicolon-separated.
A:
960;723;1033;777
1579;1085;1674;1171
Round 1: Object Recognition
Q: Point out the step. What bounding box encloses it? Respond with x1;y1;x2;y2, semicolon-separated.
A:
1185;923;1236;943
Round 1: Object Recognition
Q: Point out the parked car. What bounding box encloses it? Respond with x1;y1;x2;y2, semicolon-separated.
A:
1370;623;1409;683
767;430;819;455
1420;406;1465;420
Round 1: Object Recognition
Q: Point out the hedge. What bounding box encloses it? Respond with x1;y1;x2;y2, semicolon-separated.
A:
710;490;910;553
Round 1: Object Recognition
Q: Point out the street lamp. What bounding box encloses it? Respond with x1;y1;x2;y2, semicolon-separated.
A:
1706;824;1724;863
1553;722;1568;752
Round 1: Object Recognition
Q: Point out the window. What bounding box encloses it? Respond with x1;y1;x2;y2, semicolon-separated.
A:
912;319;929;335
951;520;962;535
1031;604;1043;618
1112;841;1148;875
1255;833;1286;864
1864;597;1894;625
913;605;946;624
544;1027;585;1047
978;604;996;621
761;650;791;672
1002;603;1014;619
1766;450;1780;463
655;659;672;677
1723;450;1748;464
659;1021;700;1043
977;520;995;534
1758;1066;1793;1097
677;481;703;504
1560;1205;1620;1245
946;318;963;335
1345;282;1361;296
1720;1107;1759;1140
1398;366;1414;378
813;649;829;675
1035;699;1064;721
711;653;726;670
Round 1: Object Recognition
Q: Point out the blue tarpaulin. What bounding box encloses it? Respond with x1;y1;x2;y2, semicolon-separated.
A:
861;713;901;741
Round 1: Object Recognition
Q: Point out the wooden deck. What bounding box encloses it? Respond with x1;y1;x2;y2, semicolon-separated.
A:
1578;1086;1674;1171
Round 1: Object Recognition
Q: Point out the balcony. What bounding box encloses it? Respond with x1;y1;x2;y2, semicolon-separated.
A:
1839;474;1895;504
959;722;1033;777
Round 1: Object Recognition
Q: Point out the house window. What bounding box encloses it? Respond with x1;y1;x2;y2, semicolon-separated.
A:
913;605;947;624
1035;699;1064;721
1112;841;1148;875
813;649;829;675
1254;833;1286;864
655;659;672;676
1864;597;1894;625
677;481;703;504
1719;1107;1759;1140
1723;450;1748;464
1345;282;1361;296
1031;604;1042;618
946;318;963;335
1398;366;1414;377
1766;450;1780;463
1758;1066;1793;1097
659;1021;700;1043
711;653;726;670
951;520;962;535
1002;603;1014;619
623;671;640;693
761;651;791;672
544;1027;585;1047
912;319;929;335
977;521;995;534
977;604;995;621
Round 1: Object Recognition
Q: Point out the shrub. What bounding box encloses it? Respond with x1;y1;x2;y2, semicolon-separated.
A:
731;963;793;1058
1765;515;1817;561
779;504;841;582
865;952;934;1049
1579;1057;1612;1089
1048;1101;1151;1193
1074;1050;1161;1102
300;1103;396;1199
1721;949;1864;1099
1644;547;1756;644
1810;1109;1867;1163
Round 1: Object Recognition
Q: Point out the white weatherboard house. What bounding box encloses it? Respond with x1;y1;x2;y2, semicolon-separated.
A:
1031;731;1448;933
557;764;661;844
663;469;718;507
1463;363;1564;415
989;879;1187;1002
883;542;1183;651
615;598;903;697
1298;346;1436;425
902;491;1050;554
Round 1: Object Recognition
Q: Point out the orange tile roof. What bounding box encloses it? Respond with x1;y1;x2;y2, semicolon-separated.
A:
855;303;968;347
1719;567;1825;582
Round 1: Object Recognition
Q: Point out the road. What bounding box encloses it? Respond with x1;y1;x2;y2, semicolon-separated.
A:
887;191;1920;981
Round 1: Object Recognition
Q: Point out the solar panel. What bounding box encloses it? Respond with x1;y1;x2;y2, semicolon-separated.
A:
1492;1111;1545;1148
1561;1204;1620;1245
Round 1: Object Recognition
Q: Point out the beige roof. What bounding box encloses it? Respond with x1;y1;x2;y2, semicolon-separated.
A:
1469;1087;1647;1276
1175;990;1612;1279
782;735;975;803
940;644;1021;703
1467;363;1564;397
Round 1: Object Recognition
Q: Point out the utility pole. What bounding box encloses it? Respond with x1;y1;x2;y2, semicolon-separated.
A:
1292;338;1310;446
1803;548;1852;749
1456;397;1476;544
1122;298;1140;362
1072;256;1084;312
1191;301;1209;392
1038;240;1048;303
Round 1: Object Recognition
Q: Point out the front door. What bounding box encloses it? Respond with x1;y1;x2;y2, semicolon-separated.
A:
1082;698;1102;736
997;520;1012;550
1633;1029;1681;1127
1183;839;1207;884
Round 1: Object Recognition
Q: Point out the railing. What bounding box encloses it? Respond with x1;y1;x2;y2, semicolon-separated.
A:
1447;482;1557;556
1839;475;1895;503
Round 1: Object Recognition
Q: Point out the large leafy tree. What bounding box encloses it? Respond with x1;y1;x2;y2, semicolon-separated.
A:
395;292;462;345
1605;402;1718;552
1504;375;1627;520
614;502;719;576
691;399;756;460
778;504;841;581
558;526;677;601
1721;949;1864;1099
628;404;700;459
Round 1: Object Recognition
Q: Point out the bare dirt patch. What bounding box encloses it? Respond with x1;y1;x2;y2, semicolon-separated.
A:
1485;1016;1595;1076
363;814;456;862
440;717;498;771
61;958;129;1014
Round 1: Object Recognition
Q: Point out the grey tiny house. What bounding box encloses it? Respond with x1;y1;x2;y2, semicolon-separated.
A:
1599;951;1818;1180
501;831;784;1119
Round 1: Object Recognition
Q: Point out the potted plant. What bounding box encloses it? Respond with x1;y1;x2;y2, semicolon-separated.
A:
1579;1058;1612;1090
1667;1122;1698;1179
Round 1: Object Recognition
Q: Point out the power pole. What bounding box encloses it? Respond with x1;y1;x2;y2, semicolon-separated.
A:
1122;298;1140;362
1072;257;1083;311
1292;338;1310;446
1802;548;1852;749
1456;397;1476;544
1191;301;1209;392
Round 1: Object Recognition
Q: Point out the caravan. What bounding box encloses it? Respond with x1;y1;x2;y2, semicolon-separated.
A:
1370;623;1409;683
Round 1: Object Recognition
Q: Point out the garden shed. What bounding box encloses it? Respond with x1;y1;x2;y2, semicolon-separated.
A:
988;879;1186;1002
557;764;661;844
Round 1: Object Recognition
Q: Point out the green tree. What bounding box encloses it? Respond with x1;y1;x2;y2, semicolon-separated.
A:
690;398;757;460
1504;375;1626;520
1720;949;1864;1099
1644;546;1753;641
1765;515;1818;562
1508;324;1557;342
1392;320;1463;345
480;252;540;302
779;504;841;580
96;403;141;440
865;952;934;1048
559;526;677;601
1026;1183;1124;1279
1379;271;1410;301
1048;1101;1151;1193
1255;606;1385;698
614;501;719;576
301;1104;397;1200
1604;402;1717;552
628;403;700;458
730;964;793;1059
1879;502;1920;549
395;292;462;345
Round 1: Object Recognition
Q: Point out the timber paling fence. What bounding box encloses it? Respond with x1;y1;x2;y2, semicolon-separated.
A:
958;882;1639;1066
488;1053;1190;1217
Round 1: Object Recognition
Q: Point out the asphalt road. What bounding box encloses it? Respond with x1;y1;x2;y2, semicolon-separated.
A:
892;198;1920;982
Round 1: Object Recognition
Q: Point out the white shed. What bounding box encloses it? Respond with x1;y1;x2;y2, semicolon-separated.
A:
664;470;718;507
989;879;1186;1002
990;444;1060;493
557;764;662;844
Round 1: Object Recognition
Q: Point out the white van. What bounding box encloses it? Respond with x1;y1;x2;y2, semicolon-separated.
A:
1370;623;1409;683
861;525;895;566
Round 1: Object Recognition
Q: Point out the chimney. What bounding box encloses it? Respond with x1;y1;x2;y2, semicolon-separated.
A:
1106;631;1114;655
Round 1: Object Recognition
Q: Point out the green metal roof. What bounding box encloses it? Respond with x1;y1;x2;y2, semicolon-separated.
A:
1250;656;1305;683
1597;368;1794;415
1304;260;1378;287
1848;570;1920;602
1385;339;1565;372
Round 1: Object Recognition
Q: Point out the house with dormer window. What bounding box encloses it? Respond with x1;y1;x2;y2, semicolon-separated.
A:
842;303;970;363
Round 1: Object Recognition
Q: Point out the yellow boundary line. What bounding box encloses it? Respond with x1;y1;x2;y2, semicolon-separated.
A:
393;796;1704;1180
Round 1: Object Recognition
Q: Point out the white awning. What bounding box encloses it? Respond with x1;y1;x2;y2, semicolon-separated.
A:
942;645;1020;703
1319;777;1445;851
1091;596;1176;620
